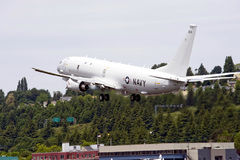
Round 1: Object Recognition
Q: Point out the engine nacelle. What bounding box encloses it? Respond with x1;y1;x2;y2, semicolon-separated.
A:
67;79;88;92
79;82;89;92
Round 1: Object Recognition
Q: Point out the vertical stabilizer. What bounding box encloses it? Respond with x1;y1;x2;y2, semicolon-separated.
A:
157;24;197;77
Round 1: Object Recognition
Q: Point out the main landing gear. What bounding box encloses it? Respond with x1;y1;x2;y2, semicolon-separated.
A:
130;94;141;102
99;94;110;102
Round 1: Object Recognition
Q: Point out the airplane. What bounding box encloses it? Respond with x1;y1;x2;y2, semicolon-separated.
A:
32;24;238;102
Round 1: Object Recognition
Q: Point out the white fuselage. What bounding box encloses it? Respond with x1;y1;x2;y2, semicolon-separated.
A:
57;57;184;95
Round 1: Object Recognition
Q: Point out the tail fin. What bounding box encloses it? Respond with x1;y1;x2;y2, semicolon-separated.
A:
157;24;197;77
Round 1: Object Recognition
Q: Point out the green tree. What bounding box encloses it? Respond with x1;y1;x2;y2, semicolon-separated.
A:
234;80;240;105
17;77;28;92
186;67;194;76
211;66;222;74
52;91;63;101
42;121;54;140
197;63;208;75
36;93;49;105
186;84;194;106
5;93;16;107
151;63;167;69
235;63;240;72
197;63;210;86
223;56;235;73
35;144;50;153
234;131;240;152
0;89;4;104
221;56;235;84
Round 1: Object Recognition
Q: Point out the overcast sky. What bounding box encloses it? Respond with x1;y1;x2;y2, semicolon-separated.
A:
1;0;240;95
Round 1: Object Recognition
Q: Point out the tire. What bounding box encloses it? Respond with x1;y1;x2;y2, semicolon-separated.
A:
130;94;136;101
99;94;105;101
105;94;110;101
136;94;141;102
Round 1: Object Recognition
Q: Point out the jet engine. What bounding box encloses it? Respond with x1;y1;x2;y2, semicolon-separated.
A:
67;79;89;92
79;82;89;92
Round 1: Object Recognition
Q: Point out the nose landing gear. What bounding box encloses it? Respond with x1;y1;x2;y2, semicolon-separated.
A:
99;94;110;102
130;94;141;102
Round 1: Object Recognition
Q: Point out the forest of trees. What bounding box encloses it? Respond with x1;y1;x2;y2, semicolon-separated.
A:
1;56;240;159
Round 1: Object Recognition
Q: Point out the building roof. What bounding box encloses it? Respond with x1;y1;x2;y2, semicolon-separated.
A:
99;142;234;153
82;146;94;151
0;157;18;160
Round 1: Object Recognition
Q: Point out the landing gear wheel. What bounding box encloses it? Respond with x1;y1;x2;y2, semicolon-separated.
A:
130;94;136;101
136;94;141;102
99;94;105;101
104;94;110;101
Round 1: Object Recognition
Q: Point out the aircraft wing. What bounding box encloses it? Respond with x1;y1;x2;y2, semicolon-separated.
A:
186;72;239;82
32;68;70;79
32;68;123;90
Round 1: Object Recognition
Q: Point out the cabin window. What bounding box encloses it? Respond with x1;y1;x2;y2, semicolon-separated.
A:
77;65;80;70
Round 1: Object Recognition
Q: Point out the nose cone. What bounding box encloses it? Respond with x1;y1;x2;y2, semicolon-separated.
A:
57;60;64;73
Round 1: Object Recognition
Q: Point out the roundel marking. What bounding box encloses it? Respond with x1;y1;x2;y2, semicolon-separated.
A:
125;76;130;84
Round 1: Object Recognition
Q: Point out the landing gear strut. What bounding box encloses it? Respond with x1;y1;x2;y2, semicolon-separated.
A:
130;94;141;102
99;94;110;102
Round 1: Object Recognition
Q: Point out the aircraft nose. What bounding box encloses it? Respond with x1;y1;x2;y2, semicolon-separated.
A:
57;60;64;73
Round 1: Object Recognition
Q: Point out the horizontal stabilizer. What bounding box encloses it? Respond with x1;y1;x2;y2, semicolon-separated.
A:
186;72;240;82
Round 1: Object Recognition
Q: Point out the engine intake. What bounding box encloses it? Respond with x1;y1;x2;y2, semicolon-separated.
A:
67;79;88;92
79;82;89;92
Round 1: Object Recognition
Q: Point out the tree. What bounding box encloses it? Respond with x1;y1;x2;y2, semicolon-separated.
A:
36;93;49;105
186;67;194;76
223;56;235;73
221;56;235;84
186;84;194;106
42;121;54;140
234;80;240;105
5;93;16;107
235;63;240;72
0;89;4;104
211;66;222;74
52;91;63;101
234;131;240;152
17;77;28;92
151;63;167;69
197;63;208;75
197;63;210;86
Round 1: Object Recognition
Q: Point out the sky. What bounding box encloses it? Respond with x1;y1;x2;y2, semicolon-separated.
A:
1;0;240;96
